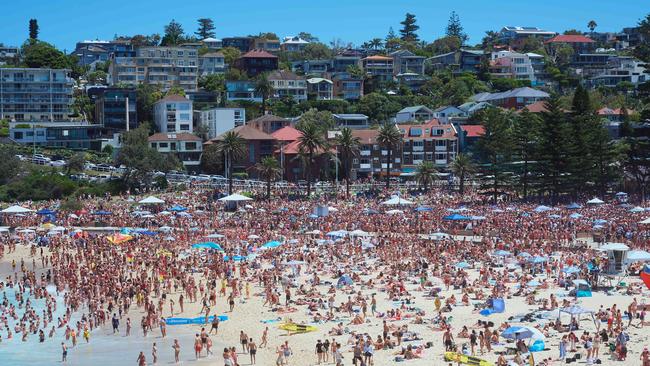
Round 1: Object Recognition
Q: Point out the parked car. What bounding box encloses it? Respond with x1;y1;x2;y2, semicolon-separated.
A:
49;160;66;167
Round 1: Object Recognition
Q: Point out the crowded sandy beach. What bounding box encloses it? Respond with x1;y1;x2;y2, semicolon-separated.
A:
1;185;649;366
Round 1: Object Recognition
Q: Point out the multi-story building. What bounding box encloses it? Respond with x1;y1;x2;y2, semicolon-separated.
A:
247;114;293;134
148;132;203;171
489;51;536;82
221;37;254;52
226;80;262;102
109;46;198;92
202;37;223;50
306;78;333;100
428;49;485;74
471;87;550;110
292;59;331;77
0;46;19;65
395;106;434;124
332;55;361;73
360;55;394;82
253;38;281;53
281;36;310;52
400;120;458;170
268;70;307;102
234;50;278;77
331;74;364;100
9;122;106;149
588;56;650;87
391;50;425;75
344;129;401;179
94;87;138;131
498;26;556;46
73;40;133;66
153;95;193;133
0;68;73;122
198;52;226;76
198;107;245;140
432;106;468;124
207;125;276;177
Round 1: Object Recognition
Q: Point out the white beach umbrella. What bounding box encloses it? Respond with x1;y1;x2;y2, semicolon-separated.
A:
138;196;165;204
1;205;34;214
219;193;253;202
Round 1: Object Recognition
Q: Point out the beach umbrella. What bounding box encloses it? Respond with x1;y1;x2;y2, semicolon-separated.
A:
158;226;173;232
18;228;35;233
1;205;34;214
415;206;433;212
587;198;604;205
248;234;260;239
308;214;319;219
206;233;225;238
519;252;532;258
443;213;471;221
337;275;354;288
328;206;339;212
626;250;650;262
501;326;534;340
164;236;175;241
93;210;112;215
363;209;380;215
640;218;650;224
177;212;191;217
593;219;608;225
494;250;511;257
386;209;404;215
530;256;549;264
455;261;470;269
629;206;646;213
306;229;321;235
168;205;187;212
548;214;561;219
218;193;253;202
261;241;282;249
598;242;630;251
36;208;56;215
569;213;583;219
138;196;165;204
349;229;371;237
566;203;582;209
191;242;223;251
562;266;581;274
534;205;552;213
381;196;414;205
326;230;347;238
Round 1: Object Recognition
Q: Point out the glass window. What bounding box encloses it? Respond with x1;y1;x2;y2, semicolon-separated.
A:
179;113;190;121
185;142;197;150
178;103;190;111
179;124;190;131
159;142;168;148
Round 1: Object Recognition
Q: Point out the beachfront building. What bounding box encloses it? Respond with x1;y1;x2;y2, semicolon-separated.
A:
9;122;106;149
234;50;278;77
202;37;222;50
346;129;402;179
253;38;281;53
153;95;193;133
333;114;369;129
268;70;307;102
208;124;276;177
545;34;596;54
73;39;133;67
498;26;556;48
0;68;74;122
281;36;310;52
198;52;226;76
306;78;334;100
400;119;458;170
0;45;19;65
247;114;293;134
198;107;245;140
148;132;203;172
331;74;364;100
490;51;537;83
94;87;138;131
432;106;468;125
109;46;199;92
360;55;394;82
395;106;434;124
221;37;254;52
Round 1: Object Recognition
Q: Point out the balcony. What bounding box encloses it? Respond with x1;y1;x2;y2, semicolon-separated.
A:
435;159;448;165
360;150;371;156
435;145;447;151
412;146;424;152
359;164;372;170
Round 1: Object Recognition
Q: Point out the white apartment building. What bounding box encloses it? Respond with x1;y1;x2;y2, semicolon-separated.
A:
268;70;307;102
490;51;536;82
153;95;193;133
198;107;245;140
199;52;226;76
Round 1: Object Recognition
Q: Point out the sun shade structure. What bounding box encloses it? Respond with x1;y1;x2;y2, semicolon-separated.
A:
138;196;165;204
218;193;253;202
443;213;472;221
191;242;223;251
586;198;604;205
381;197;414;205
1;205;34;214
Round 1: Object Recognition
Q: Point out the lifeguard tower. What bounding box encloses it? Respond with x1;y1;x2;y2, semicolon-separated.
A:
598;242;630;286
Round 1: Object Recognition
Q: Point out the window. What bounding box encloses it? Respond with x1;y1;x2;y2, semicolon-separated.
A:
436;140;446;147
37;131;45;136
26;131;34;137
170;142;177;150
179;124;190;131
177;51;184;57
436;153;446;160
412;140;424;147
185;142;197;150
150;143;156;148
179;113;190;121
249;143;255;163
159;142;168;148
14;132;23;139
166;103;176;112
178;103;190;111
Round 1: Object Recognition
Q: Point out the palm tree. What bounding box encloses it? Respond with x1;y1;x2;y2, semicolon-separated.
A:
255;73;274;114
376;123;402;189
451;153;476;195
217;130;247;194
587;20;597;35
415;161;437;191
297;122;327;197
255;156;282;200
335;128;361;198
370;38;384;50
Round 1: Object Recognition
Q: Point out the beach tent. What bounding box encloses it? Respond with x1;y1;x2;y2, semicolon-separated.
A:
386;209;404;215
558;306;596;331
501;326;545;352
337;274;353;288
566;203;582;209
349;229;371;237
571;279;592;297
479;298;505;316
169;205;188;212
626;250;650;263
381;196;414;205
415;206;433;212
1;205;34;214
639;218;650;224
533;205;552;212
443;213;471;221
191;242;223;251
93;210;112;215
138;196;165;204
455;261;470;269
587;198;604;205
36;208;56;215
218;193;253;202
261;241;282;249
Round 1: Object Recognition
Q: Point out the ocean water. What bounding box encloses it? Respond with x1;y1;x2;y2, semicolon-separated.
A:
0;285;225;365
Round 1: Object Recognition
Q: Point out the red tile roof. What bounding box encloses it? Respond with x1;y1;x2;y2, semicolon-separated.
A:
460;125;485;138
363;55;393;61
523;100;548;113
211;125;276;141
400;119;456;140
597;107;634;116
148;133;201;142
240;49;278;59
545;35;595;44
351;129;379;144
271;126;302;142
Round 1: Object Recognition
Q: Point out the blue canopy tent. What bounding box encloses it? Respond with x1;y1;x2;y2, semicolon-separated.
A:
479;298;505;316
415;206;433;212
529;256;549;264
455;261;470;269
169;205;188;212
261;241;282;249
36;209;56;215
443;213;471;221
92;210;112;215
223;255;247;262
191;242;224;251
566;203;582;209
534;205;552;213
562;266;581;274
337;274;353;288
572;279;592;297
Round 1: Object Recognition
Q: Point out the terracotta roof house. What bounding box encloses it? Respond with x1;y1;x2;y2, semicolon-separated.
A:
458;125;485;152
234;49;278;77
399;119;458;169
271;126;302;142
247;114;294;134
545;34;595;53
522;100;549;113
207;125;276;178
597;107;634;122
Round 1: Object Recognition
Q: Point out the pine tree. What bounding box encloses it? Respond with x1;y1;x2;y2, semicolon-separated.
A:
385;27;397;43
512;109;541;200
161;19;185;46
446;11;468;45
399;13;420;43
195;18;216;39
475;108;514;203
29;19;39;40
537;97;572;203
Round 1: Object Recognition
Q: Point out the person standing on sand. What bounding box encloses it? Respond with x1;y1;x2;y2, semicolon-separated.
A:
210;314;220;335
260;327;268;348
137;351;146;366
172;339;181;363
61;342;67;362
152;342;158;364
249;338;257;364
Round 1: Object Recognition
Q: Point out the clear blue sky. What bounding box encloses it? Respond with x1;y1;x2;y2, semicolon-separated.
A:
2;0;648;51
